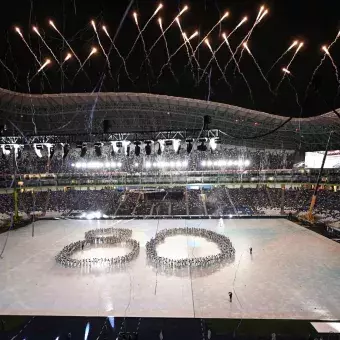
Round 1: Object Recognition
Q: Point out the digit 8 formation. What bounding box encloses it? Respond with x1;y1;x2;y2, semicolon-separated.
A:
55;227;139;268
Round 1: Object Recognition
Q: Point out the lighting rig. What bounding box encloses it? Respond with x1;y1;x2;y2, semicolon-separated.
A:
0;129;221;161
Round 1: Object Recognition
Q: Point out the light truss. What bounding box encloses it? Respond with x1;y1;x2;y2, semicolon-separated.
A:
0;129;221;145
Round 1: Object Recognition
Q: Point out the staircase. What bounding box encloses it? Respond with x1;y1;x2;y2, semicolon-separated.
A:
42;190;51;216
132;193;142;215
265;186;274;208
225;187;238;215
200;190;208;215
114;194;125;216
185;188;189;215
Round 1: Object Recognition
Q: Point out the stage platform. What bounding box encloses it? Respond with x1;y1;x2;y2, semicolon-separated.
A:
0;218;340;319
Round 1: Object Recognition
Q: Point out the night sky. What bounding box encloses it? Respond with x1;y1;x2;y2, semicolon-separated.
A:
1;0;340;117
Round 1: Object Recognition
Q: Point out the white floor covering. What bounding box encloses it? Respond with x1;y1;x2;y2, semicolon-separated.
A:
0;218;340;320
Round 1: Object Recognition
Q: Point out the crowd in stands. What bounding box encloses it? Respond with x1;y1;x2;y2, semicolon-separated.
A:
0;187;340;223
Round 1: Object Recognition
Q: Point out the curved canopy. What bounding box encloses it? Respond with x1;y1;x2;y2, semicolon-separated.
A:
0;87;339;150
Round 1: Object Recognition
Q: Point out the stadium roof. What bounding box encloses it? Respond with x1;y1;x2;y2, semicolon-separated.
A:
0;87;339;151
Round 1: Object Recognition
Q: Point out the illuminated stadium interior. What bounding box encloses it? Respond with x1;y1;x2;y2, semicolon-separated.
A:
2;0;340;338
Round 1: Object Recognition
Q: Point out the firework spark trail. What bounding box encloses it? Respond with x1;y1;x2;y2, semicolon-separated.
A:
186;11;229;68
199;40;224;81
276;42;303;93
243;42;274;94
61;52;72;66
140;5;188;71
49;20;82;66
0;58;17;84
207;67;212;101
102;25;134;84
29;58;51;82
205;39;232;92
176;18;197;78
182;33;196;81
223;35;253;102
15;27;41;66
266;40;298;75
72;47;97;81
287;42;303;68
91;20;111;71
234;8;268;74
305;30;340;97
158;18;178;83
32;26;60;65
32;26;73;83
322;45;340;85
125;3;163;63
221;11;266;78
184;32;201;72
15;26;52;85
286;73;303;114
199;16;248;84
133;12;154;77
156;31;198;82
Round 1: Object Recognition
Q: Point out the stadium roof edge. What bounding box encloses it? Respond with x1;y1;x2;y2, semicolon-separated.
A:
0;86;338;122
1;87;340;151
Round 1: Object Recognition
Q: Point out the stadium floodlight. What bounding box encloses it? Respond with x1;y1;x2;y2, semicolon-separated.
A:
104;162;110;168
88;162;101;169
111;161;117;168
157;140;165;155
110;142;117;157
45;143;54;159
49;145;55;159
207;160;213;167
197;138;208;152
62;144;70;159
121;141;131;156
175;160;181;167
78;143;87;158
245;159;250;166
213;160;219;166
134;162;139;167
209;137;220;151
157;144;162;156
145;161;152;168
173;139;181;154
134;141;141;156
1;144;11;159
186;139;193;154
201;160;207;167
227;160;233;166
182;160;188;167
13;144;22;160
145;141;152;156
34;144;43;158
117;162;122;168
94;142;103;157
